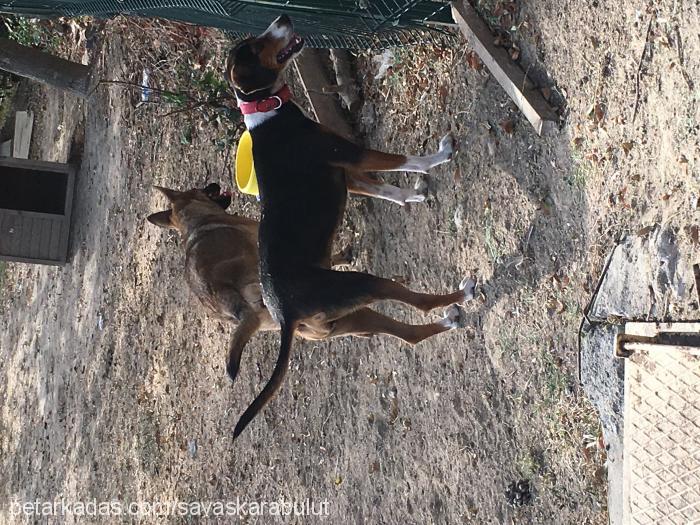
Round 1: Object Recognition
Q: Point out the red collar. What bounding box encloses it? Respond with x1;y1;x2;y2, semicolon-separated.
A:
237;85;292;115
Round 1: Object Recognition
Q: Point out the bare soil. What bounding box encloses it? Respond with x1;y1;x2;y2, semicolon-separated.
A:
1;2;698;523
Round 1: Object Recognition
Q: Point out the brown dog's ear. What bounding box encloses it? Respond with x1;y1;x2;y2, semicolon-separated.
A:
147;210;174;229
154;186;182;202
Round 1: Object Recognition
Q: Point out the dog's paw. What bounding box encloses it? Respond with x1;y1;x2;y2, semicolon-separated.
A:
439;133;456;161
403;178;428;203
459;276;477;302
439;304;467;329
404;193;426;204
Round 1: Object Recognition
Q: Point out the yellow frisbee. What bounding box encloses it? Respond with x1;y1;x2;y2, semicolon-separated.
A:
235;130;259;196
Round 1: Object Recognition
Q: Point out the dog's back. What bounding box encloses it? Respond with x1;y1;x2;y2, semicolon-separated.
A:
147;187;274;328
251;106;349;313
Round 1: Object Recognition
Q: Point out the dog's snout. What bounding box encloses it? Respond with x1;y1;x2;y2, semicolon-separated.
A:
275;14;292;27
263;14;293;39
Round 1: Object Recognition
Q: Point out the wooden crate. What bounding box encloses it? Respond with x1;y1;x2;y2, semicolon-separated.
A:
0;157;76;265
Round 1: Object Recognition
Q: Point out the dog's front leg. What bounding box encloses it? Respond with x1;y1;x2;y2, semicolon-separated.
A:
346;172;426;206
227;312;261;383
321;125;455;174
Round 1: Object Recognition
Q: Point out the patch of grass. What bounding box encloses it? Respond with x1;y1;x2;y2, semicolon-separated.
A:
2;16;61;50
516;448;545;479
483;207;506;264
540;349;568;405
566;152;592;190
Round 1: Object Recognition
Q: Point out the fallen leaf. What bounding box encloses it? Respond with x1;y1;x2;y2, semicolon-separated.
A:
594;104;605;123
500;118;515;134
637;225;654;237
453;167;462;183
466;51;483;71
621;142;634;154
541;86;552;100
510;46;520;61
492;4;505;17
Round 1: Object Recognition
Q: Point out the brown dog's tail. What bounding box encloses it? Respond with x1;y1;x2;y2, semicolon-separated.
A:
233;319;298;439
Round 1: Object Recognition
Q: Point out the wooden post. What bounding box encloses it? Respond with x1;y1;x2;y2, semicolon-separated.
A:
0;37;93;98
451;1;558;135
293;49;354;140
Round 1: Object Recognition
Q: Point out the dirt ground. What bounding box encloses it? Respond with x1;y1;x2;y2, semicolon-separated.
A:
1;1;698;523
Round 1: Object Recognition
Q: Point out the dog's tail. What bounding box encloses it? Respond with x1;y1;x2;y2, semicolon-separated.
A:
233;318;298;439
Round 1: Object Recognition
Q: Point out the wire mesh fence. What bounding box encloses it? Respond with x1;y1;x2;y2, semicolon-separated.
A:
0;0;457;49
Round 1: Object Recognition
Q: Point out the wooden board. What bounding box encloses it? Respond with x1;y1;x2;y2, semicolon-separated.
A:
12;110;34;159
451;1;558;135
293;49;354;140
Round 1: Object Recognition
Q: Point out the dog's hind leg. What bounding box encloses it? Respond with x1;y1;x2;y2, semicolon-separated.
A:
227;312;261;383
328;305;466;345
288;269;475;321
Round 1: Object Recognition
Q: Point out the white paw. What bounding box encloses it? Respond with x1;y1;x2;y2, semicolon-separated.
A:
402;177;428;204
404;193;426;204
439;304;466;329
438;133;455;161
459;276;477;302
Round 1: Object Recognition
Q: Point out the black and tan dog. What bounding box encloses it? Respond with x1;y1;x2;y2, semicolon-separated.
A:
225;15;474;438
147;183;466;382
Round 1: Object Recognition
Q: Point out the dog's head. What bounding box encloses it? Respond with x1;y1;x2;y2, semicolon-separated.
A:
147;183;232;231
225;15;304;96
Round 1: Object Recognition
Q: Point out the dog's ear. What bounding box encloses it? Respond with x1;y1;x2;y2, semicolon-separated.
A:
154;186;182;202
147;210;174;229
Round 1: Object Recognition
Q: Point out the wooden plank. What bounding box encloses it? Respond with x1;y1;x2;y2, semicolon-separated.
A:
0;208;64;220
0;213;7;253
18;216;34;258
293;49;354;140
0;253;63;266
0;37;93;98
28;217;42;259
56;220;70;264
39;218;52;259
56;165;76;263
451;1;558;135
12;110;34;159
4;214;22;256
48;218;61;261
0;140;11;157
0;156;73;174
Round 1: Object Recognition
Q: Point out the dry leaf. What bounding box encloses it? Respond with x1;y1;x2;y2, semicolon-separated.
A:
621;142;634;154
541;86;552;100
594;104;605;123
510;46;520;61
500;118;515;134
453;167;462;183
466;51;483;71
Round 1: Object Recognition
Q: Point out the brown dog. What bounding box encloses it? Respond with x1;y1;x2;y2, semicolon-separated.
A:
148;184;466;386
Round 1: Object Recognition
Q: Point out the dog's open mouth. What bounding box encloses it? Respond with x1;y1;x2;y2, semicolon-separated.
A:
277;34;304;63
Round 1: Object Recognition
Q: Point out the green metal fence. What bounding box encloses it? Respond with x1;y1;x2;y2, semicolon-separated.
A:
0;1;456;49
